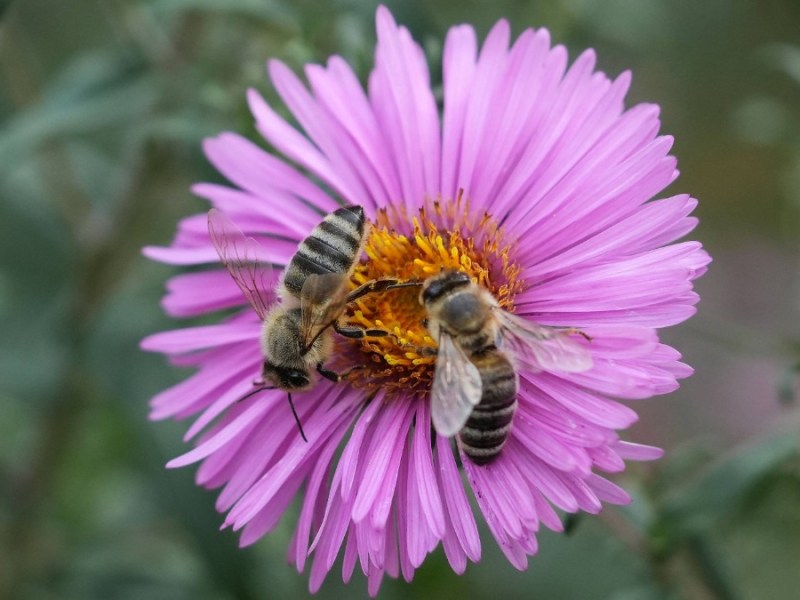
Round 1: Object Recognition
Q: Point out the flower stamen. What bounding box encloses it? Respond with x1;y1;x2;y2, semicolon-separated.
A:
335;195;523;396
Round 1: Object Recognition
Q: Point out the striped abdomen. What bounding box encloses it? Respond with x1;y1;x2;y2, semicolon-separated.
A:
282;205;366;297
458;350;518;465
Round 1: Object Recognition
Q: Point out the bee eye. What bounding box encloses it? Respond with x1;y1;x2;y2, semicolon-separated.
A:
287;370;308;387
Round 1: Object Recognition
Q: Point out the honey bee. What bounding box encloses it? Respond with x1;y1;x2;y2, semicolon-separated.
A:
420;269;593;465
208;205;414;440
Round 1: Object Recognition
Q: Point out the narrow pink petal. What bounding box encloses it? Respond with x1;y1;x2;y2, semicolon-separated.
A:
140;322;261;354
195;422;258;490
340;396;383;501
467;455;539;539
483;41;568;212
306;57;399;204
202;134;339;220
366;410;413;529
269;60;371;205
613;441;664;461
162;270;244;318
560;474;602;514
355;518;370;575
213;393;317;509
191;182;319;239
588;445;626;473
395;450;416;582
228;396;353;528
519;242;705;311
405;449;428;568
239;465;306;546
511;416;577;472
295;434;340;570
411;399;445;537
384;514;400;579
372;6;441;205
462;454;523;567
440;23;477;198
525;194;699;278
142;244;219;265
440;504;468;574
310;490;350;585
436;437;481;562
508;441;579;512
166;399;272;468
247;88;348;201
531;488;563;532
492;48;602;217
531;296;700;329
499;538;530;571
352;399;414;523
586;474;632;505
367;564;385;597
502;103;663;239
516;398;614;447
454;19;510;198
524;375;639;428
148;344;257;420
184;376;266;442
470;28;553;203
342;525;358;583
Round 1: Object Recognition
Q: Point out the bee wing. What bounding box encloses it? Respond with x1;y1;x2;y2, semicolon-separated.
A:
430;333;483;437
299;272;350;350
495;310;593;373
208;208;276;321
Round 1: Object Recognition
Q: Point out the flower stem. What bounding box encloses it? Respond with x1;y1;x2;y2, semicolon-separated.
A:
682;535;739;600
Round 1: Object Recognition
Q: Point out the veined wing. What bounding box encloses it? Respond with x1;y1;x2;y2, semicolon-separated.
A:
495;310;593;373
208;208;276;321
430;333;482;437
299;272;350;351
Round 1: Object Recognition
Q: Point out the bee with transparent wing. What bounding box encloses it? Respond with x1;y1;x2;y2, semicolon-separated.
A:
208;206;417;441
420;269;593;464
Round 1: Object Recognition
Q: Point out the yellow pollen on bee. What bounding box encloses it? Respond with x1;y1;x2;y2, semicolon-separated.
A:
334;198;523;396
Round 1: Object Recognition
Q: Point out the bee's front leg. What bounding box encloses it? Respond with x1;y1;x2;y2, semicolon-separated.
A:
333;321;390;339
316;362;365;382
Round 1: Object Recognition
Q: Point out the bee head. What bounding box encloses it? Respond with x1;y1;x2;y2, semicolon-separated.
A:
421;269;471;305
263;362;312;390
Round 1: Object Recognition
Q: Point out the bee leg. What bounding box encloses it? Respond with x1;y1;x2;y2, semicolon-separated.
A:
395;340;437;356
316;363;365;382
333;322;391;339
316;363;341;382
564;327;593;342
346;278;422;303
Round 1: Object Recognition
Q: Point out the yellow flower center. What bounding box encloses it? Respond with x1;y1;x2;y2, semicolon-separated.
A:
334;196;523;397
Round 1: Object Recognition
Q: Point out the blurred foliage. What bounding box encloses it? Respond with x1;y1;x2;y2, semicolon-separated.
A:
1;0;799;599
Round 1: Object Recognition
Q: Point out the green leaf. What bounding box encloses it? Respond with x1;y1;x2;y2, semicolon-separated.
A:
0;51;156;173
148;0;297;25
661;434;798;536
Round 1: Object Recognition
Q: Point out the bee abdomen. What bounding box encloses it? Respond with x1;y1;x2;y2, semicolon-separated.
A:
283;205;365;296
459;351;517;465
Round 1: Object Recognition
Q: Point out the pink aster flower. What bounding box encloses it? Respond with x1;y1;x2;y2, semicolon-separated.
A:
141;6;710;595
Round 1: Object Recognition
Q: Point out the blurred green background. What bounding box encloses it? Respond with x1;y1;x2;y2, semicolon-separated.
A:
1;0;799;598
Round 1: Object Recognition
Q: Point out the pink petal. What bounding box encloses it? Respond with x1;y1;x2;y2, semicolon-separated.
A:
436;437;481;562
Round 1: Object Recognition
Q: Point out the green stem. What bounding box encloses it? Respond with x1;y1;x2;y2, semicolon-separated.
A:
682;535;739;600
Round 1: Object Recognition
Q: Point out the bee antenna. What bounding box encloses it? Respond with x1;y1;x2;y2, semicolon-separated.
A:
287;393;308;443
236;384;276;404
